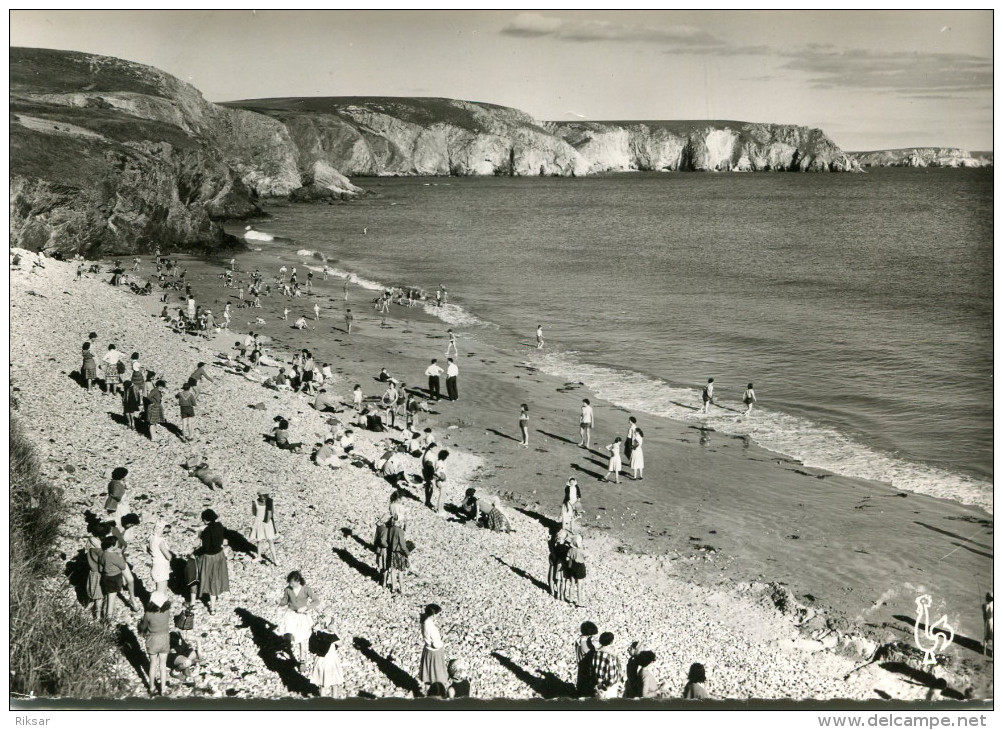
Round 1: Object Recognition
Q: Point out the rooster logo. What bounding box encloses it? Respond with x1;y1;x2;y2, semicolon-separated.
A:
913;594;954;665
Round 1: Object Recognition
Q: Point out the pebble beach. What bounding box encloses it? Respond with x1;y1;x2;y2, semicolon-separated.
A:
9;249;993;702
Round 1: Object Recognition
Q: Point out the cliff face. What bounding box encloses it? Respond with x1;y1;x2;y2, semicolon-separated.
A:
550;120;859;173
851;148;993;168
9;47;359;257
224;97;591;177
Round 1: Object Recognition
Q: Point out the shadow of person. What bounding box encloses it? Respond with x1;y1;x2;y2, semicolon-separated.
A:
224;529;258;557
107;411;130;428
892;614;984;655
570;463;605;481
513;507;557;531
116;625;150;685
64;549;91;606
490;652;576;698
492;556;550;594
352;637;421;697
332;547;381;583
233;607;316;696
486;428;520;443
536;429;577;446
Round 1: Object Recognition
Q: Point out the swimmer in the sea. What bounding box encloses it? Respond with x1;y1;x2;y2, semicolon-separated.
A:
742;383;756;416
536;325;544;350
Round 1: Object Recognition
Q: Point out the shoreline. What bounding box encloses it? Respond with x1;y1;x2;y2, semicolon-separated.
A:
9;249;992;700
149;243;991;672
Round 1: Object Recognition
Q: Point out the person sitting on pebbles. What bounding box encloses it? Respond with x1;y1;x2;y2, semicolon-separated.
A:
314;439;341;469
270;419;304;453
447;658;473;698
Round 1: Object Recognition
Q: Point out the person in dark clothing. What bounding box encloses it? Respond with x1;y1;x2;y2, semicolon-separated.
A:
196;509;229;614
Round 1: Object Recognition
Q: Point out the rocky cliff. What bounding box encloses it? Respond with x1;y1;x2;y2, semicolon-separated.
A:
223;97;591;177
10;47;360;257
550;120;859;173
226;98;858;176
850;148;992;168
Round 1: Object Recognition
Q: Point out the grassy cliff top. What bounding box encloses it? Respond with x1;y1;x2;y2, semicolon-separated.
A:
10;46;174;98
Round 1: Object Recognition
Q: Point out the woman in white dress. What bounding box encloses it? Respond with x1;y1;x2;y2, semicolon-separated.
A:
630;428;645;480
250;491;279;565
604;437;623;483
149;520;174;593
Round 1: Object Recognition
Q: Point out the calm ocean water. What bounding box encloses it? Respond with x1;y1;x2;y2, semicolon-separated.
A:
232;168;993;511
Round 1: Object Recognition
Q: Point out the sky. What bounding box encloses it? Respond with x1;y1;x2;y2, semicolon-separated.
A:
9;9;994;151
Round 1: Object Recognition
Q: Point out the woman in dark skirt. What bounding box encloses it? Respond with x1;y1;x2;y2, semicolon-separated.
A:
196;509;229;614
418;604;448;693
81;342;98;391
145;379;167;442
122;378;143;430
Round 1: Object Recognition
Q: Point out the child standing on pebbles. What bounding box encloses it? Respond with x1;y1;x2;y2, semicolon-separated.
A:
310;616;346;698
277;570;318;668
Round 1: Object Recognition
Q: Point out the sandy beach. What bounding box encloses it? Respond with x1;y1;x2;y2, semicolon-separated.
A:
8;249;993;701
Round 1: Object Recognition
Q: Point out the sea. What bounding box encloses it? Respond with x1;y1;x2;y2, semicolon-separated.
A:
227;167;994;513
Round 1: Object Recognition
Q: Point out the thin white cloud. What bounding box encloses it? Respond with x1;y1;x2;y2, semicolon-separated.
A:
501;12;723;49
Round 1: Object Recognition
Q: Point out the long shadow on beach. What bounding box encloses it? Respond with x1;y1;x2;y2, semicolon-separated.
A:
913;522;993;553
892;615;984;656
234;607;316;696
64;549;91;607
486;428;520;443
570;463;606;481
536;430;577;446
493;556;550;594
116;625;150;685
225;529;259;557
333;547;382;583
491;652;577;699
353;637;421;697
878;660;965;700
107;411;131;429
514;507;557;531
670;400;700;411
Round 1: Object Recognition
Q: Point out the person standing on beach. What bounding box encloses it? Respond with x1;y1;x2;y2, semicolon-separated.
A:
432;449;450;514
175;382;197;442
578;399;594;449
419;604;448;693
313;303;321;320
223;303;232;329
122;375;143;430
145;380;167;443
604;437;623;483
519;404;530;447
590;632;623;698
386;514;409;595
536;325;544;350
101;345;123;396
139;594;172;696
575;622;599;697
352;384;364;412
381;380;400;429
445;329;458;357
566;533;588;608
149;520;174;594
743;383;757;416
445;359;459;401
436;286;443;307
345;309;354;334
425;359;444;400
421;442;438;508
701;378;715;414
81;342;98;392
196;509;229;615
983;593;994;656
277;571;318;668
630;428;645;480
99;535;136;622
251;491;279;565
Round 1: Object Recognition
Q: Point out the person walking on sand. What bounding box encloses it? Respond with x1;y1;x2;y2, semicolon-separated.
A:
311;616;346;697
175;381;197;442
445;358;459;401
519;404;530;447
149;520;174;594
196;509;229;615
445;329;458;357
630;428;645;480
345;308;354;334
590;632;623;698
425;359;444;400
277;570;318;668
419;604;448;693
536;325;544;349
578;399;594;449
314;303;321;320
701;378;715;414
743;383;757;416
139;593;172;696
604;437;623;483
145;380;167;442
251;491;279;565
